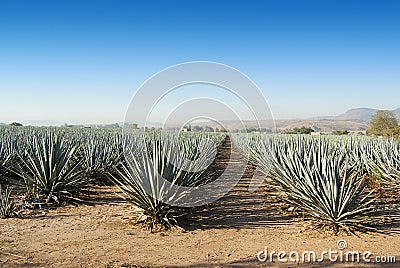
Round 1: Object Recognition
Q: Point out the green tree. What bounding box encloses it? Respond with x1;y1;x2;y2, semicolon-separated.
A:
368;110;399;137
298;126;314;134
332;129;349;135
9;122;23;126
285;126;314;134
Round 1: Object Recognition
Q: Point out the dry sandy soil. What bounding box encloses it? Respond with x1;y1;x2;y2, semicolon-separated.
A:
1;142;399;267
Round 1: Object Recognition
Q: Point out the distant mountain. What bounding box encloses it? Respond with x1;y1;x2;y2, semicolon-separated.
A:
335;108;379;121
207;107;400;132
316;107;400;122
6;107;399;129
394;108;400;118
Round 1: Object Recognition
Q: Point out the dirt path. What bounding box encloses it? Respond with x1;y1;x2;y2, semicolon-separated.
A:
180;136;293;230
1;138;399;267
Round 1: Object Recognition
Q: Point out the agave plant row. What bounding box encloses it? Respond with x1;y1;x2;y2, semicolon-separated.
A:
114;131;225;230
232;134;400;233
0;127;124;203
1;125;399;233
0;126;226;229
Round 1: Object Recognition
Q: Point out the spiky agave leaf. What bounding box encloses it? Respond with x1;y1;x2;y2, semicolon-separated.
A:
0;130;16;180
12;131;88;203
365;139;400;192
0;184;16;218
253;135;377;233
112;132;217;230
80;132;122;179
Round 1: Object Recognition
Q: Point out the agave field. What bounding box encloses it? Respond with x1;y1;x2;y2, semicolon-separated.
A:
0;125;399;235
0;126;226;226
233;134;400;233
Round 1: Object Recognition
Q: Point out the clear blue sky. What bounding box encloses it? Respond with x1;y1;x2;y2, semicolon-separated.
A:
0;0;399;124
